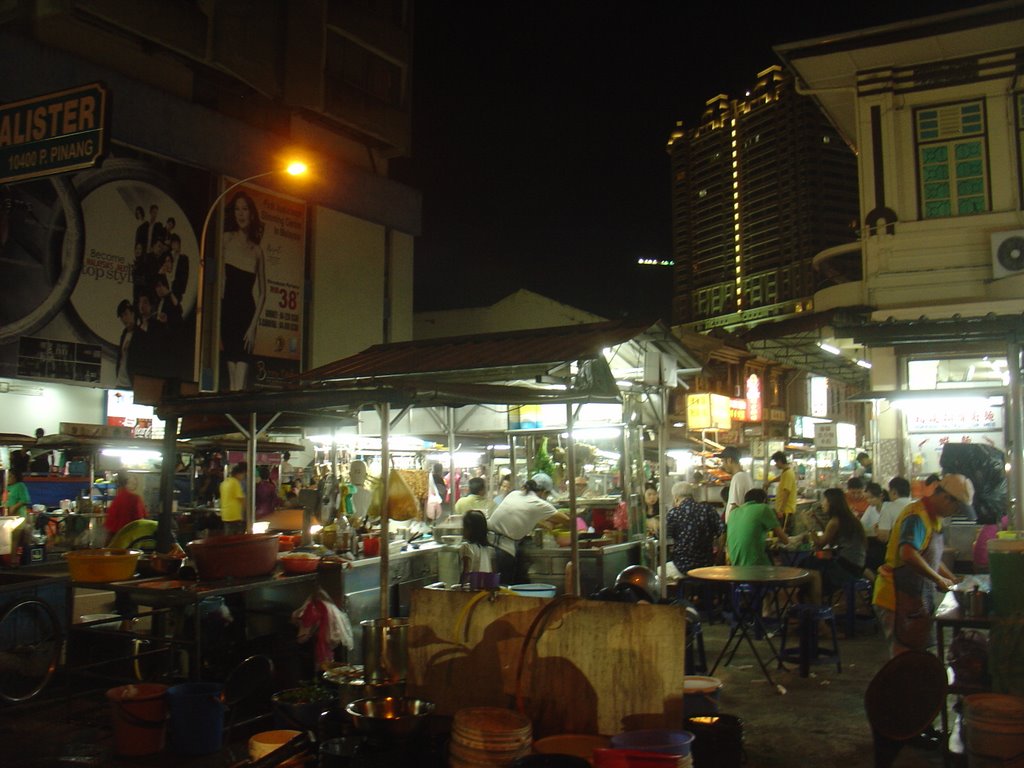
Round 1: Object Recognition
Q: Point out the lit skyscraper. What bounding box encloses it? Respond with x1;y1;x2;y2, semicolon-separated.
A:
667;66;859;330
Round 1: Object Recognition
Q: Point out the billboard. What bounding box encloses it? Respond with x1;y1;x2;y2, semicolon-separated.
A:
0;150;206;391
212;181;306;391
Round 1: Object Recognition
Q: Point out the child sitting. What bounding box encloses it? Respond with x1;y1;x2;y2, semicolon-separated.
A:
459;509;495;584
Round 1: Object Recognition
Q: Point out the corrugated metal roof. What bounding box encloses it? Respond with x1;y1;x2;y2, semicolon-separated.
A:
300;318;701;383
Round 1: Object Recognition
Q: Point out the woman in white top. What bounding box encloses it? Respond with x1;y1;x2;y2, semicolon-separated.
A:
488;473;566;584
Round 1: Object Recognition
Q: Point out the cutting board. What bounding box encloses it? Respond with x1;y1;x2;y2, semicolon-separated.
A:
406;590;687;737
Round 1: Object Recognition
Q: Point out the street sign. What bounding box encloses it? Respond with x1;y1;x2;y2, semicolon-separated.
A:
0;83;107;183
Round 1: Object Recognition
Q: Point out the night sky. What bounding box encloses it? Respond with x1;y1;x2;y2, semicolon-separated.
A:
391;1;990;320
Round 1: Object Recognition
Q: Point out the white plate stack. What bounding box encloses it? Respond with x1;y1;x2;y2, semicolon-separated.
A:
449;707;532;767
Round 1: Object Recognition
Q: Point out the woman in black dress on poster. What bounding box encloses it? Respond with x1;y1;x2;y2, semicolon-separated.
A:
220;191;267;391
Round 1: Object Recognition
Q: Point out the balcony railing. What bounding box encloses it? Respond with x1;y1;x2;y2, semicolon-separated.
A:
812;241;863;292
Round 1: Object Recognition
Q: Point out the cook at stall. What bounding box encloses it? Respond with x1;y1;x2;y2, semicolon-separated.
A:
487;472;569;584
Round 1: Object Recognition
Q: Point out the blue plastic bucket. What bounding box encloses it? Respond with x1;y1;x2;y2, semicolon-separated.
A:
510;583;557;598
167;682;225;755
609;729;694;756
683;675;722;716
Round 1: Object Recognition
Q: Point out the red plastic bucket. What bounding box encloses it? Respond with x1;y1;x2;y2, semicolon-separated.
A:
106;683;168;756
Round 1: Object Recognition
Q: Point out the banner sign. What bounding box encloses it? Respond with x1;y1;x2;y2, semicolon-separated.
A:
213;181;307;391
0;83;107;183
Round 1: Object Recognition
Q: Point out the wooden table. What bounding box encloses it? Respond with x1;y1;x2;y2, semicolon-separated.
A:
687;565;810;693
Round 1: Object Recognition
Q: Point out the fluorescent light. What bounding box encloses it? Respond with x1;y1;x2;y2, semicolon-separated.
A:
856;360;873;369
101;449;162;461
252;522;270;534
818;342;841;355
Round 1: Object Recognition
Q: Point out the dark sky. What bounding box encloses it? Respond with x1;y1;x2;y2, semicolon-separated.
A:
391;1;987;319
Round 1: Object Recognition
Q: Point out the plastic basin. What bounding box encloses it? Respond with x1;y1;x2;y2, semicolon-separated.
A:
66;549;142;582
510;583;557;598
188;534;280;580
609;729;694;756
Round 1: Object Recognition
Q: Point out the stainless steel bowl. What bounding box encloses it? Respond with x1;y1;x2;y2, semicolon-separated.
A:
345;696;434;739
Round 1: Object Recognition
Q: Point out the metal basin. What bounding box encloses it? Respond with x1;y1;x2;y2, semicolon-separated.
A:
345;696;434;740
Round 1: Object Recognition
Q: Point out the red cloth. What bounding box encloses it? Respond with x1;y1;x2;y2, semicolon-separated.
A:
104;488;147;534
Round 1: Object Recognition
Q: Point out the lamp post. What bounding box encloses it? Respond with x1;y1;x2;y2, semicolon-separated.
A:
194;161;308;392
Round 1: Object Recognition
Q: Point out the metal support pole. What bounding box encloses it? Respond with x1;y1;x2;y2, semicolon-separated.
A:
378;402;391;619
248;412;258;533
658;387;670;600
565;403;580;596
157;414;179;553
447;407;456;517
1008;339;1024;530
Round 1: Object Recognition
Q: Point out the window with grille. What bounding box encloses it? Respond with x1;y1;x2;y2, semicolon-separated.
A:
915;101;989;218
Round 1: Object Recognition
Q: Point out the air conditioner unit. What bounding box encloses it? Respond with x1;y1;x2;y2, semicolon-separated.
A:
992;230;1024;280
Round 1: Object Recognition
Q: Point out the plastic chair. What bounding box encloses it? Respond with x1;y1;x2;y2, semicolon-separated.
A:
223;654;276;743
864;651;946;767
777;604;841;677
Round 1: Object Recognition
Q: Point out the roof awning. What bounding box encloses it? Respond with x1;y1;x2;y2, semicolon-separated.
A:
834;314;1024;347
736;309;872;386
158;319;704;422
299;318;702;384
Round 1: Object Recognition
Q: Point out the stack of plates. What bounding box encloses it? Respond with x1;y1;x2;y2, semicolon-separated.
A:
449;706;533;767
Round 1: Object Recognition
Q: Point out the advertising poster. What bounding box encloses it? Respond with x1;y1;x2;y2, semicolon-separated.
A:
0;151;205;390
215;181;305;391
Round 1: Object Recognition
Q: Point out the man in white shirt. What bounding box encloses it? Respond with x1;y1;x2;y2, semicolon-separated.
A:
876;476;913;541
719;447;752;524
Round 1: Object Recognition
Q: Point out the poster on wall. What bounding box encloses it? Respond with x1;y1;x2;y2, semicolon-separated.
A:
213;181;306;392
0;150;206;391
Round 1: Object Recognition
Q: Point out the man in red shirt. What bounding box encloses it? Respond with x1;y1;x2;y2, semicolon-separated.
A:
104;472;147;539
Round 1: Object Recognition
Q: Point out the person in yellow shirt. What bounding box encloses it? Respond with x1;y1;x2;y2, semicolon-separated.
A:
219;461;248;535
872;473;971;656
765;451;797;529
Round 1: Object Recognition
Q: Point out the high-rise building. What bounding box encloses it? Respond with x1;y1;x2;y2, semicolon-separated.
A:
667;66;859;331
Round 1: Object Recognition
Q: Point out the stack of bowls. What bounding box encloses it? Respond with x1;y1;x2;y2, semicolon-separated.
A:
450;707;533;767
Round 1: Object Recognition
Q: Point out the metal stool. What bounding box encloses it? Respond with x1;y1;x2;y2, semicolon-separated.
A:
841;577;876;637
777;604;841;678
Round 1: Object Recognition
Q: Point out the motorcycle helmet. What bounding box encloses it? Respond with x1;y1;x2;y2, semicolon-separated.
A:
614;565;659;602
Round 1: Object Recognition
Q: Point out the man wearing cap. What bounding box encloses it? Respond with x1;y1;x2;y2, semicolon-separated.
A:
872;473;972;656
488;473;569;584
718;447;752;524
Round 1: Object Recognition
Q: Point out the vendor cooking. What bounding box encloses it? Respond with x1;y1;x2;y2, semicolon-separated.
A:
487;472;569;584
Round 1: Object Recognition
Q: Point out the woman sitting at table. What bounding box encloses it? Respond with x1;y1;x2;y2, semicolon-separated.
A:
804;487;866;604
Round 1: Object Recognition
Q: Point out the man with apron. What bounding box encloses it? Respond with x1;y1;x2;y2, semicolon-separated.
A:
873;473;973;656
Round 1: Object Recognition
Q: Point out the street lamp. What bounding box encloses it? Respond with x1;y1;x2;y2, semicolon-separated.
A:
194;161;309;392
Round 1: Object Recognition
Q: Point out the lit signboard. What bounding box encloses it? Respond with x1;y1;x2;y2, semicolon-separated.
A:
686;393;732;430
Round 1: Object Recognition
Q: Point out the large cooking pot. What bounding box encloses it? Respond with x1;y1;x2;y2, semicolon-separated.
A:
187;534;279;580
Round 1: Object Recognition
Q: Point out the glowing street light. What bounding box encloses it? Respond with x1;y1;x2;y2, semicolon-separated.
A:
194;160;309;392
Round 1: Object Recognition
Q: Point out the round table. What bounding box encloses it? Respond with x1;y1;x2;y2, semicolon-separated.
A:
687;565;810;692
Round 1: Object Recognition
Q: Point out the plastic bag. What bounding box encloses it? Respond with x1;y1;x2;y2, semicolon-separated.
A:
940;443;1007;525
291;587;354;667
367;470;420;521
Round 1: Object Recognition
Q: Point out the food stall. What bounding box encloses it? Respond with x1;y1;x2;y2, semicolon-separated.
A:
153;319;703;619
